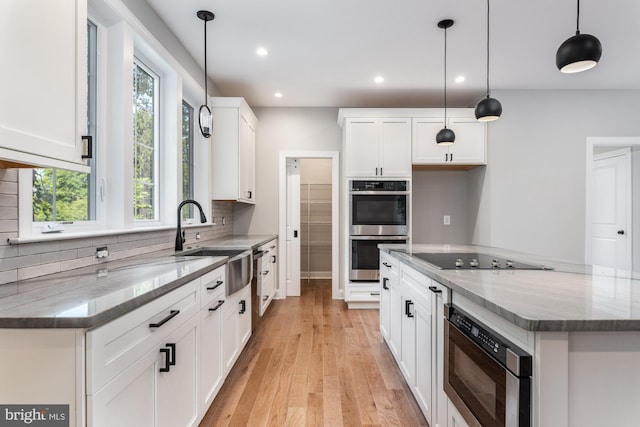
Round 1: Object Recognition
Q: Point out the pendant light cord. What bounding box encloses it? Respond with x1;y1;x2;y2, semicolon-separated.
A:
203;19;208;105
576;0;581;34
486;0;490;98
443;25;448;125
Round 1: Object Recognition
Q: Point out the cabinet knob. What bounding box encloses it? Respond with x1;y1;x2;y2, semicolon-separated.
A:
618;230;625;235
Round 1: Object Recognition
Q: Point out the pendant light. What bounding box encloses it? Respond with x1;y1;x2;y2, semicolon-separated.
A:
436;19;455;145
475;0;502;122
556;0;602;73
197;10;215;138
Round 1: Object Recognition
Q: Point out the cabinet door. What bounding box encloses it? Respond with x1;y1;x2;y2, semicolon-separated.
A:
88;348;157;427
379;274;391;341
221;293;240;374
412;118;449;164
415;301;434;425
388;280;403;360
400;295;416;384
447;118;486;165
199;300;225;417
239;115;256;203
157;315;199;427
345;118;379;177
0;0;88;172
238;286;252;348
379;118;411;177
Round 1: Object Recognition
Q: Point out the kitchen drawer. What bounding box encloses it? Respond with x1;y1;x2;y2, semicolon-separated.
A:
345;283;381;302
380;252;400;274
200;265;226;309
86;279;199;394
399;263;432;309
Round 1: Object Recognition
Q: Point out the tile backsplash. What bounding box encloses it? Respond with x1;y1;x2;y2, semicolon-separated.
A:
0;169;234;285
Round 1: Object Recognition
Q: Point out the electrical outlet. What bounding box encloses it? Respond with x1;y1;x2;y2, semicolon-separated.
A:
96;246;109;259
222;217;226;226
196;232;201;240
443;215;451;225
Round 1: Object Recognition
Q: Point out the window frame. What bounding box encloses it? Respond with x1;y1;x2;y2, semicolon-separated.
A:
132;56;161;223
181;100;195;221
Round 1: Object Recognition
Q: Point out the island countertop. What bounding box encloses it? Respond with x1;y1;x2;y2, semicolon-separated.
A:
383;244;640;332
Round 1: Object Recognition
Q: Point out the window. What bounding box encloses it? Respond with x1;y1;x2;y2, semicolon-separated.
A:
32;20;98;223
182;101;194;219
133;60;160;221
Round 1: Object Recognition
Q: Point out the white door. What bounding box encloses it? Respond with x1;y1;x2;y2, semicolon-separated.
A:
591;151;632;274
286;159;301;296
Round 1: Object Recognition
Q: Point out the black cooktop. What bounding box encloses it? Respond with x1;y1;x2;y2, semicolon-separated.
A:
410;252;551;270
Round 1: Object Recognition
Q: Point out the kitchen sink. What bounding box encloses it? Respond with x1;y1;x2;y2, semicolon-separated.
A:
178;248;252;296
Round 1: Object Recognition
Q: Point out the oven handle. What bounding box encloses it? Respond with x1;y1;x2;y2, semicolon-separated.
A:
349;235;408;241
350;190;410;196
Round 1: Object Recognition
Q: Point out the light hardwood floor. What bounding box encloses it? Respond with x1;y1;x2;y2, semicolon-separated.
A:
199;279;428;427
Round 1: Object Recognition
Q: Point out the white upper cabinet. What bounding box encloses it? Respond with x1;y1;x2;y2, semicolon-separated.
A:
211;97;257;204
0;0;90;172
412;110;486;166
344;117;412;178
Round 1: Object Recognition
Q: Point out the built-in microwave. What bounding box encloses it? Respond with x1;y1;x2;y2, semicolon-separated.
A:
444;305;532;427
349;180;409;236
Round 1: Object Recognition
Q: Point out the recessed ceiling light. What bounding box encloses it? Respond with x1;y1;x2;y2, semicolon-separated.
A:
455;75;466;83
256;47;268;56
374;75;385;84
274;92;283;98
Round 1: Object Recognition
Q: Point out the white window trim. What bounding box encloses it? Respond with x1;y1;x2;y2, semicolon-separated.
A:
18;0;212;238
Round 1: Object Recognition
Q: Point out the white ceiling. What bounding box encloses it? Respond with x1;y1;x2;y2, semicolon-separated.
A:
146;0;640;108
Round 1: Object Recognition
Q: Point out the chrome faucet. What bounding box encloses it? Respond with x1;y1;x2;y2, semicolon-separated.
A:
175;199;207;251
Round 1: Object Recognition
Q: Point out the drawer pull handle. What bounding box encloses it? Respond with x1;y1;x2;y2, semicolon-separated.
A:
207;280;224;291
263;295;269;301
261;270;270;276
239;300;246;314
270;245;276;249
209;300;225;311
382;262;392;268
382;277;389;290
428;286;442;294
159;347;171;372
370;292;380;296
271;255;277;263
149;310;180;329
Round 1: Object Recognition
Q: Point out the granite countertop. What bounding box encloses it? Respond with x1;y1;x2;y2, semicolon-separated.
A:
383;243;640;332
0;234;277;329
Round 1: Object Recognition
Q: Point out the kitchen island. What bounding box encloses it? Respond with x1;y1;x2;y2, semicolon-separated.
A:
381;244;640;427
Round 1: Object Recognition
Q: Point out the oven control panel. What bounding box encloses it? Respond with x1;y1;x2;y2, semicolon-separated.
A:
351;180;407;191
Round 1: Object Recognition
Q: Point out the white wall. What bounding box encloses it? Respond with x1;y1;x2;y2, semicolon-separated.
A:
471;90;640;262
233;108;342;234
633;149;640;271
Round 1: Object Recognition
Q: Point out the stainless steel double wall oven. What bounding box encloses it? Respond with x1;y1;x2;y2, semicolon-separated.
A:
349;180;409;281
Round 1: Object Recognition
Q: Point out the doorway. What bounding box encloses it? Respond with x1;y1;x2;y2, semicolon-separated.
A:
278;151;340;299
586;137;640;278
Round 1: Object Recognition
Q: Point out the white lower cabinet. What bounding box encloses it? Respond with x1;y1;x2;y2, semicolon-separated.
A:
89;314;199;427
221;284;252;375
88;264;252;427
382;256;450;427
198;283;226;419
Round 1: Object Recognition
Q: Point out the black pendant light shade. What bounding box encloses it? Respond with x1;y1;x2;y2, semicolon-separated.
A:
556;33;602;73
475;97;502;122
556;0;602;73
197;10;215;138
436;128;456;145
437;19;455;146
475;0;502;122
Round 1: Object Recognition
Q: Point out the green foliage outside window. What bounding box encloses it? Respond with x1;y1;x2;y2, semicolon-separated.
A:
133;62;157;220
32;169;89;222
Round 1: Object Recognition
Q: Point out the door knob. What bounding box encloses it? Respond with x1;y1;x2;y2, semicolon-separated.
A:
617;230;625;235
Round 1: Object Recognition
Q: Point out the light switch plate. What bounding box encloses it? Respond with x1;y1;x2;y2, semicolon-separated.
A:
443;215;451;225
